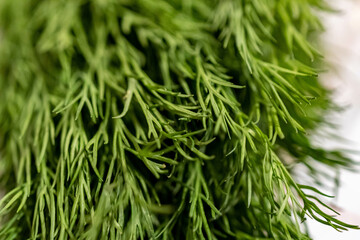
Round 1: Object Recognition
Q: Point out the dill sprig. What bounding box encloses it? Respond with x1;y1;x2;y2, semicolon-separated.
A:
0;0;358;239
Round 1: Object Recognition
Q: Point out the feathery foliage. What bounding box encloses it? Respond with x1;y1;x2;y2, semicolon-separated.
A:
0;0;358;239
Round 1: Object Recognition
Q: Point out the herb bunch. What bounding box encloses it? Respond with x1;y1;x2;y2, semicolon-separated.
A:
0;0;357;239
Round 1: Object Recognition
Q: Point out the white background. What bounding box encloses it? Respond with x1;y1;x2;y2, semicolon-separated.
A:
307;1;360;239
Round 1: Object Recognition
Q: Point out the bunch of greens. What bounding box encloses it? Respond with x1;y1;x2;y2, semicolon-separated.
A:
0;0;358;239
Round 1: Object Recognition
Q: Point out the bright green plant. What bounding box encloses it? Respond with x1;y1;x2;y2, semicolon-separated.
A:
0;0;358;239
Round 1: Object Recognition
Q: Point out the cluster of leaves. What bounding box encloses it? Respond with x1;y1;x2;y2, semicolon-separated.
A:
0;0;357;239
